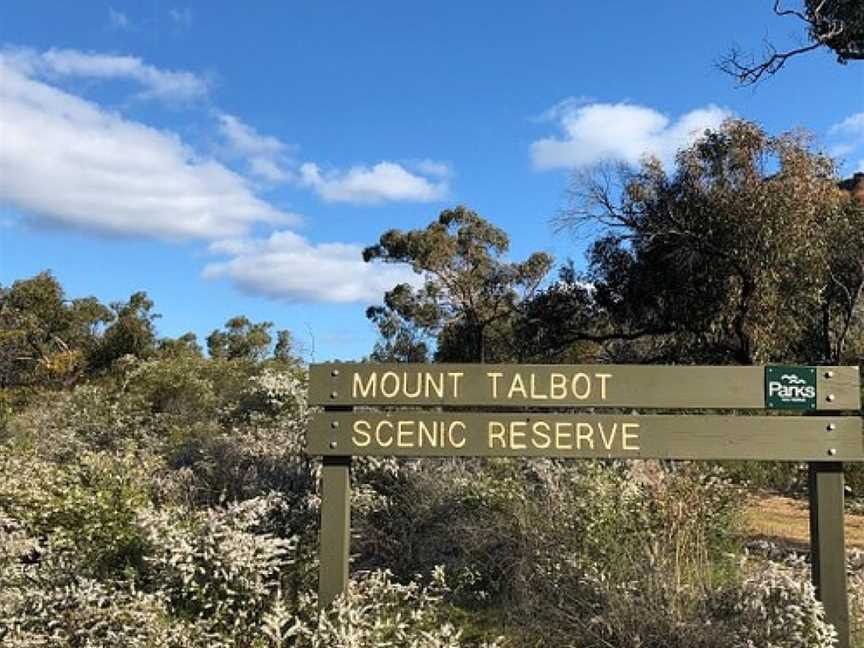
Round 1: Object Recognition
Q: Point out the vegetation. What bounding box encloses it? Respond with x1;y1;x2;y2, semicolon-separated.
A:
1;119;863;646
363;205;552;362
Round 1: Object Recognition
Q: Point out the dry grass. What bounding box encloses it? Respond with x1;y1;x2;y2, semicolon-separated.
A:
746;494;864;550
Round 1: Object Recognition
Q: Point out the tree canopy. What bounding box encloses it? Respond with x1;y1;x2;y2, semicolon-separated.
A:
365;121;864;367
554;119;864;364
207;316;300;366
0;275;301;393
363;206;553;362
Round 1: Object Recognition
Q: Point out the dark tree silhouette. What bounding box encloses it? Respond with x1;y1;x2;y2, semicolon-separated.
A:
720;1;863;85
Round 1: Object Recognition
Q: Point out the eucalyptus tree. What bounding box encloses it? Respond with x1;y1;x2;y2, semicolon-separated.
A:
556;119;864;365
207;316;273;362
88;291;160;372
0;271;112;387
363;206;553;362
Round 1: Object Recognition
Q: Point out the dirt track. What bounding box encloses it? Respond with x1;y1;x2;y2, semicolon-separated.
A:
746;494;864;550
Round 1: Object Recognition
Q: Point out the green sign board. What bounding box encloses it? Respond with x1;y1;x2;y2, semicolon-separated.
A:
309;363;861;410
309;412;863;461
766;366;817;410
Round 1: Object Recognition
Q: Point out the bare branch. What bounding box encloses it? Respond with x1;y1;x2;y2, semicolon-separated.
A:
719;40;824;85
773;0;808;22
720;0;862;85
774;0;808;22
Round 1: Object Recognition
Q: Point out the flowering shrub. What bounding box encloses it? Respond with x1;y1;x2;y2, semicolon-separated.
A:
272;568;504;648
728;559;837;648
139;495;298;640
2;568;197;648
0;447;158;578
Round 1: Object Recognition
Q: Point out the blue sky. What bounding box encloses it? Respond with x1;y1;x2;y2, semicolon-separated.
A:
1;1;862;361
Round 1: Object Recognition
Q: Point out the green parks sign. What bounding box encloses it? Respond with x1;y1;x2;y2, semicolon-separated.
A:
306;362;862;648
765;365;817;410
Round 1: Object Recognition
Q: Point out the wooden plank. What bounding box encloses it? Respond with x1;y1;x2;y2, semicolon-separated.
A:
817;366;862;411
307;412;864;461
309;363;860;410
809;462;850;648
318;403;352;608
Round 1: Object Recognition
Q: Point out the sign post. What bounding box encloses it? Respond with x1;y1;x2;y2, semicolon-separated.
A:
809;462;850;647
307;363;862;644
318;403;352;608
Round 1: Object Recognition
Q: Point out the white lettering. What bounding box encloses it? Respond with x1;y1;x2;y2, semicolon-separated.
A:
353;420;371;447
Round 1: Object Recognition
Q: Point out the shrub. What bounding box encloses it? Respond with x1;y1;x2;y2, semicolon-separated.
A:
139;495;298;640
1;569;197;648
0;446;158;578
271;568;504;648
714;557;838;648
124;355;219;424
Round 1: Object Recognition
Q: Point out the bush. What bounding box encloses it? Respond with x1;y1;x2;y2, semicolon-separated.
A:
273;568;504;648
510;461;744;647
1;568;197;648
139;495;298;641
713;557;838;648
0;447;158;578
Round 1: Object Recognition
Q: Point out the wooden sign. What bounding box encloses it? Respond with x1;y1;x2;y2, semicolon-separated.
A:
307;362;863;647
309;412;864;461
309;363;861;410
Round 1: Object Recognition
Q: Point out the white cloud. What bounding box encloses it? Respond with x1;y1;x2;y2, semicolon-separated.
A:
299;161;448;204
829;112;864;139
531;95;594;123
830;142;856;158
249;158;292;183
108;8;131;30
4;47;208;102
531;102;732;170
217;113;292;182
0;54;296;240
203;231;420;303
0;45;445;304
169;8;194;28
410;159;452;178
828;113;864;171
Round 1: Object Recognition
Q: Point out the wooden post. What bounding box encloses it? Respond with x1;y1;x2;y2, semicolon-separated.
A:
809;462;849;648
318;404;351;608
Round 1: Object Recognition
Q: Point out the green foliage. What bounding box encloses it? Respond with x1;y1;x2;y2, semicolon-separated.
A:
157;332;204;359
1;570;194;647
0;271;112;388
277;568;504;648
0;272;171;392
710;557;838;648
125;355;220;424
89;291;160;372
719;460;810;495
0;447;157;578
208;316;278;362
513;262;603;362
364;206;553;362
555;120;864;364
140;496;297;639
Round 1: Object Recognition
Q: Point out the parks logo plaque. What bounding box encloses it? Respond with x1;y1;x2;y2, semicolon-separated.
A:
765;366;817;410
